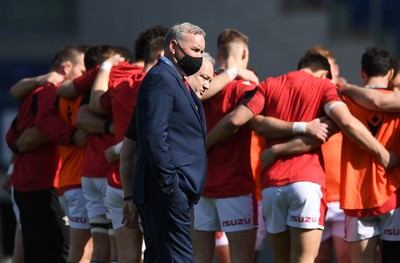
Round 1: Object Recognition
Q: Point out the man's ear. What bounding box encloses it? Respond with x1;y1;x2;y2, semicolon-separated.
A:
387;68;394;81
60;61;72;75
170;39;178;55
319;70;329;79
242;48;247;61
360;69;368;83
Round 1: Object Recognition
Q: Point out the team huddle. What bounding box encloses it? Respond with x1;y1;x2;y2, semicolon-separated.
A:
3;21;400;263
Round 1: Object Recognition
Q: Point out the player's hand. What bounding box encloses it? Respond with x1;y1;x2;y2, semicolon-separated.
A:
322;117;340;138
37;71;65;86
380;151;398;171
104;145;119;164
72;129;87;147
237;68;260;85
260;147;277;168
106;54;125;66
122;201;139;229
305;118;329;142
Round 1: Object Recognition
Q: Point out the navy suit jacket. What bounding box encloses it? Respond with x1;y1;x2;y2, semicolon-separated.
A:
134;58;207;205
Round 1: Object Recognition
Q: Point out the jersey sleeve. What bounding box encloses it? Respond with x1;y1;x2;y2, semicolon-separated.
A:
35;85;76;145
73;66;100;94
240;86;265;116
322;80;342;105
99;90;112;113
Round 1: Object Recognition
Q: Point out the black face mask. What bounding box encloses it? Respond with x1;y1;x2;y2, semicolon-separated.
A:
176;44;203;76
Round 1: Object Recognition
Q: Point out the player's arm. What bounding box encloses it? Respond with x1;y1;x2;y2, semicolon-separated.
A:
76;104;114;134
206;104;255;151
120;137;136;200
14;127;48;153
201;71;231;100
104;141;122;164
10;72;64;100
120;110;138;200
206;86;264;151
326;100;397;169
57;79;80;98
202;68;259;100
120;136;139;229
90;54;124;114
250;116;329;141
342;83;400;111
8;127;49;154
260;136;320;168
259;118;340;167
35;86;81;146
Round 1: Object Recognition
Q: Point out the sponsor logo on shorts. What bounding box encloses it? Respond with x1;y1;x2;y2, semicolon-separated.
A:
290;216;317;223
222;218;251;227
70;217;88;223
384;229;400;235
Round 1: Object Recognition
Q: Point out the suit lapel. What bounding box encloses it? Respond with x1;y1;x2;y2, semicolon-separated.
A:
160;60;205;133
189;88;206;135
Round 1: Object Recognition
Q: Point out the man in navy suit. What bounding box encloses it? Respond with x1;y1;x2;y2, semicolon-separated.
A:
130;22;207;262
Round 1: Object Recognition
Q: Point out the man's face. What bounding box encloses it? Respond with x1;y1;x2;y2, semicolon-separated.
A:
187;59;214;99
175;33;205;60
66;53;86;80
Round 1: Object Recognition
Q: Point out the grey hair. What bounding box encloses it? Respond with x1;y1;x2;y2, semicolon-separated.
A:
202;52;215;66
164;22;206;48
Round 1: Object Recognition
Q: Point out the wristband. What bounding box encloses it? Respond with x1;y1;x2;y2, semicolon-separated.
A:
114;141;123;155
104;119;112;134
225;68;238;80
292;122;307;135
100;61;112;73
123;195;133;201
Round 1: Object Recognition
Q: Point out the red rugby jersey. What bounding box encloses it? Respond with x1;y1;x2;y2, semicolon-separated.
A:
202;79;258;198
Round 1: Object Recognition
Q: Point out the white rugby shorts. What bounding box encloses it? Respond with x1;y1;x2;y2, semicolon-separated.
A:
195;193;258;232
262;181;326;234
59;188;90;229
81;176;108;218
345;208;400;242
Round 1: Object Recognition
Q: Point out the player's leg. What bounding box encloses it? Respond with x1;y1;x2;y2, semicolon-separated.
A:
194;197;219;263
81;176;111;262
194;230;216;263
60;188;93;263
262;186;291;263
219;194;257;263
214;232;230;263
226;229;256;263
329;202;350;263
331;221;350;263
345;215;379;263
107;185;143;263
378;208;400;263
347;238;379;263
267;231;290;263
254;200;267;263
285;182;327;263
10;187;24;263
289;227;323;262
315;236;333;263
